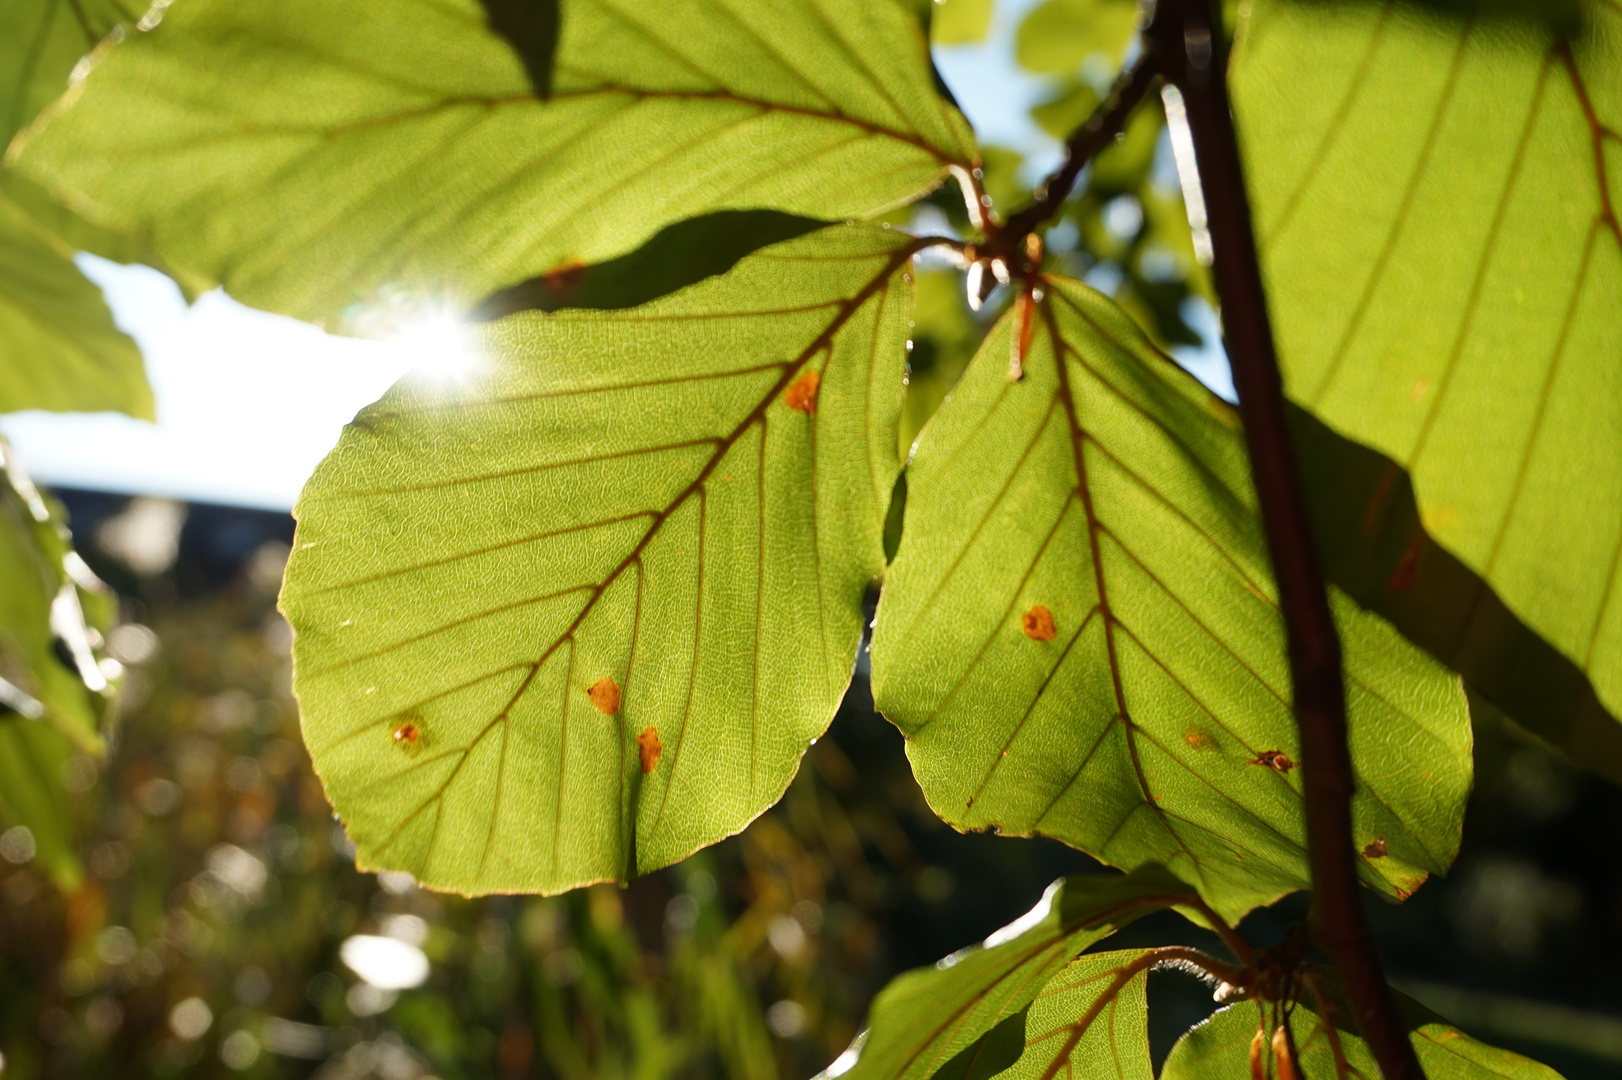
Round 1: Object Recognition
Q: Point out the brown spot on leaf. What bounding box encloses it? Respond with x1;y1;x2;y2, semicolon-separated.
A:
1021;605;1056;641
1248;750;1296;772
784;370;820;414
588;677;620;715
1386;536;1425;592
637;727;662;773
542;259;589;299
1395;886;1412;901
393;723;420;745
1184;728;1216;751
1362;837;1388;859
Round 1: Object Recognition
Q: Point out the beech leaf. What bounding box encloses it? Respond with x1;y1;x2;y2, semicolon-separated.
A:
871;278;1471;921
1234;0;1622;752
279;227;912;894
12;0;976;329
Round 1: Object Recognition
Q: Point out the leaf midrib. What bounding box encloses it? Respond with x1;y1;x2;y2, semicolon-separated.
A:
330;240;921;887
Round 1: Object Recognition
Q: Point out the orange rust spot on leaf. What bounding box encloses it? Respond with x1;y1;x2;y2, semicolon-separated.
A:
784;370;820;414
588;677;621;716
1362;837;1388;859
1184;728;1216;751
393;723;420;745
1435;1031;1462;1041
1248;750;1296;772
1021;605;1056;641
637;727;662;773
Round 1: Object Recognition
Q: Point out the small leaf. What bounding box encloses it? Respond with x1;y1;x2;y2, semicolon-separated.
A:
932;0;996;45
14;0;976;329
1234;0;1622;742
1162;982;1567;1080
833;866;1194;1080
280;227;913;895
1016;0;1140;73
872;278;1471;921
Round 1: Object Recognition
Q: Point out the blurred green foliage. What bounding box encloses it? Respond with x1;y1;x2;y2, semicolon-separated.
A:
0;515;1099;1079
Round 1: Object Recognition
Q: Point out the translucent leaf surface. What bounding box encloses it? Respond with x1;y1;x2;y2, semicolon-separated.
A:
0;194;149;418
989;949;1154;1080
834;867;1193;1080
280;227;912;895
871;278;1470;921
13;0;975;329
1163;987;1567;1080
1234;0;1622;736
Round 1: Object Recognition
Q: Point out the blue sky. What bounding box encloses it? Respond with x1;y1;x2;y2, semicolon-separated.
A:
2;0;1228;511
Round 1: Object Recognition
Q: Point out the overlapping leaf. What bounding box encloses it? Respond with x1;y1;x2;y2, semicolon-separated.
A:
871;277;1471;922
12;0;976;329
1162;984;1567;1080
989;950;1154;1080
0;440;120;887
280;227;912;895
1;0;151;417
1233;0;1622;742
835;866;1196;1080
0;193;149;418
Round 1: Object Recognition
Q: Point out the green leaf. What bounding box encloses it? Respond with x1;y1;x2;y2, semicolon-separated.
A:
1;0;176;264
1;0;128;148
473;210;827;320
1016;0;1140;74
933;0;996;45
871;277;1471;922
1291;405;1622;784
279;226;912;895
0;719;81;890
13;0;976;330
1234;2;1622;743
0;193;150;418
0;440;120;889
831;866;1195;1080
985;949;1154;1080
1162;984;1567;1080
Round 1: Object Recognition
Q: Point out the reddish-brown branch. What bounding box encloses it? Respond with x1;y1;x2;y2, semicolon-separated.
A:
996;53;1162;249
1144;2;1423;1078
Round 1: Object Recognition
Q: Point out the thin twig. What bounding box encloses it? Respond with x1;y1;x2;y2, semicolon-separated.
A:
998;54;1162;246
1144;1;1423;1078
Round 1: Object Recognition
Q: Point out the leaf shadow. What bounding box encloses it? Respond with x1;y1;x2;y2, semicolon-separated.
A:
1290;404;1622;785
471;211;831;319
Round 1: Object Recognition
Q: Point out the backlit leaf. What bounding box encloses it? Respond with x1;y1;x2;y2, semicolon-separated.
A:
1016;0;1141;73
0;193;149;418
1234;0;1622;744
13;0;976;329
833;866;1194;1080
0;439;120;888
871;277;1470;921
933;0;996;45
989;949;1154;1080
1162;984;1567;1080
280;227;912;895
